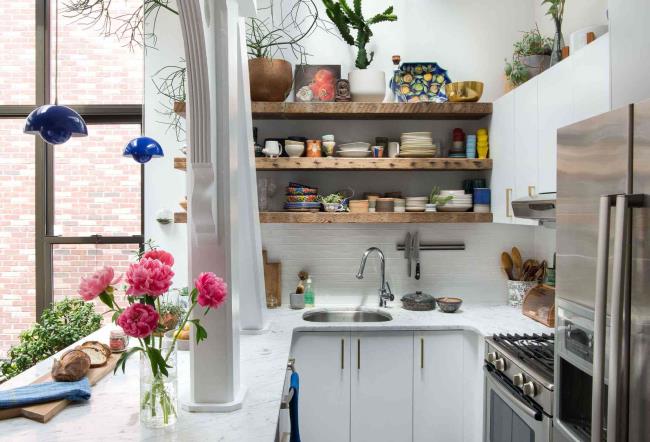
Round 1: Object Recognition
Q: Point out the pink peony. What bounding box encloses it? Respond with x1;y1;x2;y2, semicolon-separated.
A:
78;267;121;301
142;249;174;267
125;258;174;297
116;303;159;338
195;272;228;309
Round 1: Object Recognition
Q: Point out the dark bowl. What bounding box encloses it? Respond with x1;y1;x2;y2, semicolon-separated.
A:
436;297;463;313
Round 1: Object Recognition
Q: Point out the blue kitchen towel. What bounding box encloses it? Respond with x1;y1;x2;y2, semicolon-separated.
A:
289;371;301;442
0;377;91;409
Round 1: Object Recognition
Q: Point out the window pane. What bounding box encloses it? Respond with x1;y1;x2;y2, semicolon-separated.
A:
52;243;139;316
54;124;142;237
0;120;36;357
0;1;36;105
54;1;144;104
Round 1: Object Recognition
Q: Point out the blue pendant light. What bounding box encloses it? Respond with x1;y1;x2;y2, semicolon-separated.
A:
23;105;88;145
123;137;165;163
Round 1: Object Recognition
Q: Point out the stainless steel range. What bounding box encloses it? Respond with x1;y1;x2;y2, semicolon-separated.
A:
484;333;555;442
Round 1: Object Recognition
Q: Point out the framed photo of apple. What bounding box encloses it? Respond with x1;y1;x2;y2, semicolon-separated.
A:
294;65;341;102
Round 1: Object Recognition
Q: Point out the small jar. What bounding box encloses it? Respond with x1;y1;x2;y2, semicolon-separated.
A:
110;329;129;353
306;139;322;157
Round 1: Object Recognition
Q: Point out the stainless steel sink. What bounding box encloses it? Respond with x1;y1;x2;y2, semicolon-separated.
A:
302;309;392;323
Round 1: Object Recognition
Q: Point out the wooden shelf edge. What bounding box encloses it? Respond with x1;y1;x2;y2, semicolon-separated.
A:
252;101;492;120
174;212;187;223
259;211;492;224
255;157;491;171
174;157;187;171
174;101;186;118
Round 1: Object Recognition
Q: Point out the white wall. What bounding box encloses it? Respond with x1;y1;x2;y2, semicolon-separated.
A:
144;1;188;288
533;0;608;40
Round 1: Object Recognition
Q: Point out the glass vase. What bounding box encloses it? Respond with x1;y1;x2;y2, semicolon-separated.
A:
139;334;178;428
550;18;565;66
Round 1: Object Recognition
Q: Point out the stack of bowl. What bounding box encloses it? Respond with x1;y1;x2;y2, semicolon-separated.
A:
285;139;305;158
437;190;472;212
393;198;406;213
337;142;371;158
405;196;429;212
349;199;369;213
284;182;320;212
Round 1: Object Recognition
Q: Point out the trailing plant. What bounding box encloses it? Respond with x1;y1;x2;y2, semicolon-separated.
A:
513;26;552;57
322;0;397;69
152;61;187;141
0;298;102;380
429;186;453;206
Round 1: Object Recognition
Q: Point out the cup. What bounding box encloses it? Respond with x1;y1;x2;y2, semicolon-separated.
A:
263;140;283;158
306;139;322;157
322;141;336;157
387;141;400;158
372;146;384;158
473;188;491;206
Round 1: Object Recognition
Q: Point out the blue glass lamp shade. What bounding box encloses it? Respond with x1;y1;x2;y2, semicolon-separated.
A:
123;137;164;163
23;105;88;145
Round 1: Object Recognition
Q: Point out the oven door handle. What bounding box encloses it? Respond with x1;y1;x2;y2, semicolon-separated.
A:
484;366;543;422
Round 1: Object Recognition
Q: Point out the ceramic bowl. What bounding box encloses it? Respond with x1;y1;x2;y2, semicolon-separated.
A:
445;81;484;102
338;142;371;151
286;186;318;195
285;143;305;158
436;297;463;313
286;194;317;202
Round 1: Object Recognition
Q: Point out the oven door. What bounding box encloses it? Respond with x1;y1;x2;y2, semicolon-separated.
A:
484;366;553;442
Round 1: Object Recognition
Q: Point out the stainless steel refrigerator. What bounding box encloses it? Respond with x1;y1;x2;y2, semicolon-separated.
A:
554;101;650;442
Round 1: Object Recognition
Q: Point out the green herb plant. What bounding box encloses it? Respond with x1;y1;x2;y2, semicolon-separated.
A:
318;193;345;204
513;26;552;57
322;0;397;69
429;186;453;206
504;58;530;87
0;298;102;380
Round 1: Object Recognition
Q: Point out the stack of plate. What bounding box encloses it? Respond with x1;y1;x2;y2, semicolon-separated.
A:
399;132;437;158
405;196;429;212
284;182;320;212
337;142;371;158
437;190;473;212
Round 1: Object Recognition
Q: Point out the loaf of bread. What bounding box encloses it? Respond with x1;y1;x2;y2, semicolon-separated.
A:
80;341;111;359
78;346;108;368
51;349;91;382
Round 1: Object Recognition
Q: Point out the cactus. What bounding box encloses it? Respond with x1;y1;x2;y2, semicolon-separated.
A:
322;0;397;69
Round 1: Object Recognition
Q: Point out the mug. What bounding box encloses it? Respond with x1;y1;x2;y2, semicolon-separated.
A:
372;146;384;158
387;141;400;158
263;140;283;158
306;139;322;157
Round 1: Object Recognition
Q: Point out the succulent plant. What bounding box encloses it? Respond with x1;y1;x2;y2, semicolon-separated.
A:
322;0;397;69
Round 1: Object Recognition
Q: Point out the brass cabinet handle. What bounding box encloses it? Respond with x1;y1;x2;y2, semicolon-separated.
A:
357;339;361;370
341;339;344;369
506;188;513;218
420;338;424;369
528;185;536;197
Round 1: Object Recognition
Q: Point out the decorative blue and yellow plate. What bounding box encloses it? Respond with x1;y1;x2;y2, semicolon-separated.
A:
390;62;452;103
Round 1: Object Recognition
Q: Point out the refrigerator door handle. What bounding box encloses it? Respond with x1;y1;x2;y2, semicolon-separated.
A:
591;194;618;442
606;194;646;442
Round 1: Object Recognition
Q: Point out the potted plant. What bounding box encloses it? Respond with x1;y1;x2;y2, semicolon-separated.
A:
322;0;397;102
504;58;530;91
318;192;347;212
247;0;327;102
428;187;452;212
504;25;552;89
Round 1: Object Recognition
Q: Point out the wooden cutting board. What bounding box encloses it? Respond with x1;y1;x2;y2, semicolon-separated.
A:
0;352;120;423
263;250;281;308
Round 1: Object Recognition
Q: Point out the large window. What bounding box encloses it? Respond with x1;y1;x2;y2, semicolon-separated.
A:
0;0;144;357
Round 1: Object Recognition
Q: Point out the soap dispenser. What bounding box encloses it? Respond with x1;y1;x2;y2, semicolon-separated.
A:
304;277;315;307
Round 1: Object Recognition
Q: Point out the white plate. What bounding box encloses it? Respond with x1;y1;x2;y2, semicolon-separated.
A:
401;132;432;137
338;142;370;150
338;150;371;158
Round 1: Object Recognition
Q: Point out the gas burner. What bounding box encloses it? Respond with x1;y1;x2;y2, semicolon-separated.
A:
492;333;555;380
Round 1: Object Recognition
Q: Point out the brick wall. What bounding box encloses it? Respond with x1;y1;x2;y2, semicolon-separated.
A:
0;1;144;357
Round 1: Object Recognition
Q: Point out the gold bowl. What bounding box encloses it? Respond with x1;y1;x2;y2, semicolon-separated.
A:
445;81;484;102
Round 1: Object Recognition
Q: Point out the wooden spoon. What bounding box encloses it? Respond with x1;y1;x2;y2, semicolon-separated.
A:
501;252;514;280
511;247;523;280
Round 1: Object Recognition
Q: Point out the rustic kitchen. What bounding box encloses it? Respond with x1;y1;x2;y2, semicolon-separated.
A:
0;0;648;441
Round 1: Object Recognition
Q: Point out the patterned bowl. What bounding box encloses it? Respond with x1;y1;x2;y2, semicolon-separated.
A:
390;62;451;103
435;297;463;313
286;186;319;196
286;195;318;202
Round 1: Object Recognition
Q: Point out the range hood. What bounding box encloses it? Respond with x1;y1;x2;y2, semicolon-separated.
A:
512;192;556;222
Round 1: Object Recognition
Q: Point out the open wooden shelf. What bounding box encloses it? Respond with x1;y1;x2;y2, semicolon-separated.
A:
259;211;492;224
174;212;187;223
256;157;491;171
252;101;492;120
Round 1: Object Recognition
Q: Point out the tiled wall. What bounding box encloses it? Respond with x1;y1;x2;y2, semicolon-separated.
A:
262;223;552;306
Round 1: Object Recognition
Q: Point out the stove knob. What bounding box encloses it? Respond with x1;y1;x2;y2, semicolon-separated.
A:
513;373;525;387
522;381;536;397
494;358;506;372
486;352;498;363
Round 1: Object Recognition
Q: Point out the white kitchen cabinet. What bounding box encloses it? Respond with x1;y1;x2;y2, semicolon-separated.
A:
351;331;413;442
513;78;540;226
537;57;574;195
413;331;464;442
489;93;516;224
571;34;610;123
291;332;351;442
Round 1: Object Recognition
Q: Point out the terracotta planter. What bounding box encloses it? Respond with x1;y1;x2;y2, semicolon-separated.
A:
248;58;293;102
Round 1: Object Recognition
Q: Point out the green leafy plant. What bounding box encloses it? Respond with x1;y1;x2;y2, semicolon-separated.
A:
543;0;566;23
513;26;552;57
429;186;453;206
0;298;102;380
504;58;531;87
318;193;345;204
322;0;397;69
158;302;186;332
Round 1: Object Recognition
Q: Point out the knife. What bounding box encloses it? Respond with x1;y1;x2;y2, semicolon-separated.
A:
404;232;412;277
413;231;421;280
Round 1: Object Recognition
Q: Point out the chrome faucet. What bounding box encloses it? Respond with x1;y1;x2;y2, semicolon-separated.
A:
356;247;394;307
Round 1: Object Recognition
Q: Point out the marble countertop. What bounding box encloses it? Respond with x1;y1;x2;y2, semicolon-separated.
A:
0;303;552;441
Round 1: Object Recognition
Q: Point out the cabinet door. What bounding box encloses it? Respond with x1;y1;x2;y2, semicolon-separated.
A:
489;93;516;224
291;332;351;442
537;57;574;194
413;331;464;442
351;331;413;442
572;34;611;123
513;78;539;226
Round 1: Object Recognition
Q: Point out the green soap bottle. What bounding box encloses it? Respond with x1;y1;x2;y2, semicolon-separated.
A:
304;277;315;307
